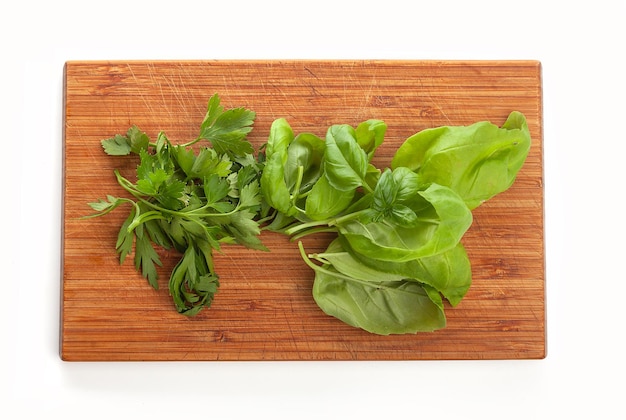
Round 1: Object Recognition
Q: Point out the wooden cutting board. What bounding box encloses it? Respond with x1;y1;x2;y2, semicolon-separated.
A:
61;60;545;361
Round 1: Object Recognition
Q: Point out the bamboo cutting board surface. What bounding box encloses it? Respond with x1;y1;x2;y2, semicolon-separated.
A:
61;60;545;361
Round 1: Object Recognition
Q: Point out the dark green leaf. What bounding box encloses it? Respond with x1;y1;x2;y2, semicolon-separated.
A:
238;180;261;209
126;125;150;154
156;178;186;210
136;149;157;181
193;148;232;178
136;168;168;195
221;209;268;251
172;145;196;177
134;225;162;289
199;107;255;157
101;134;131;156
168;244;219;316
236;163;260;191
155;132;174;170
115;207;136;264
201;93;223;130
143;218;172;250
203;174;231;206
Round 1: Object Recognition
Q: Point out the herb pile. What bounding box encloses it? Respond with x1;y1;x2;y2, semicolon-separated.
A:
86;94;531;334
86;94;265;316
260;113;531;334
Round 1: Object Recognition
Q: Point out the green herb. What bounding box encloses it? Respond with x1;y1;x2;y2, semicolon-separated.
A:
85;94;264;316
260;112;531;334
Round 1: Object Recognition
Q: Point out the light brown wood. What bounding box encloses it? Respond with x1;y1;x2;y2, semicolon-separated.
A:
61;60;545;361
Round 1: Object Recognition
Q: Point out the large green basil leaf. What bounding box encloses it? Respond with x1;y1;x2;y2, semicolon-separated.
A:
323;124;369;192
337;183;472;262
320;236;471;306
391;111;531;209
342;236;472;306
312;266;446;335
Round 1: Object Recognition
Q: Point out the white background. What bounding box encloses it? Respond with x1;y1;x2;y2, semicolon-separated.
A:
3;1;625;418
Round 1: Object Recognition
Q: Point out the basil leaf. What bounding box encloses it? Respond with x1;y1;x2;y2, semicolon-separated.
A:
312;238;406;282
371;167;421;225
323;124;369;192
337;183;473;262
262;151;291;207
312;266;446;335
259;119;295;215
343;237;472;306
264;117;293;160
391;111;531;209
305;175;355;221
285;133;325;192
355;119;386;161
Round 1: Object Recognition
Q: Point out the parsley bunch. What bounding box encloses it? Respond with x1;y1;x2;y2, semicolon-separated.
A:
85;94;265;316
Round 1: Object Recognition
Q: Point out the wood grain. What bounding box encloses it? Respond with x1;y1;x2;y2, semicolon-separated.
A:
61;60;545;361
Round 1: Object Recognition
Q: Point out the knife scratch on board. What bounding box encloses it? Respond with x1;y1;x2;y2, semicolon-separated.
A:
126;63;155;117
146;62;176;122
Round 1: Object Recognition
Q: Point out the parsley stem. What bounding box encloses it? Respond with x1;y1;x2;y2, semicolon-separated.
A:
127;210;168;232
82;196;135;219
114;170;246;220
179;136;204;148
147;135;203;150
